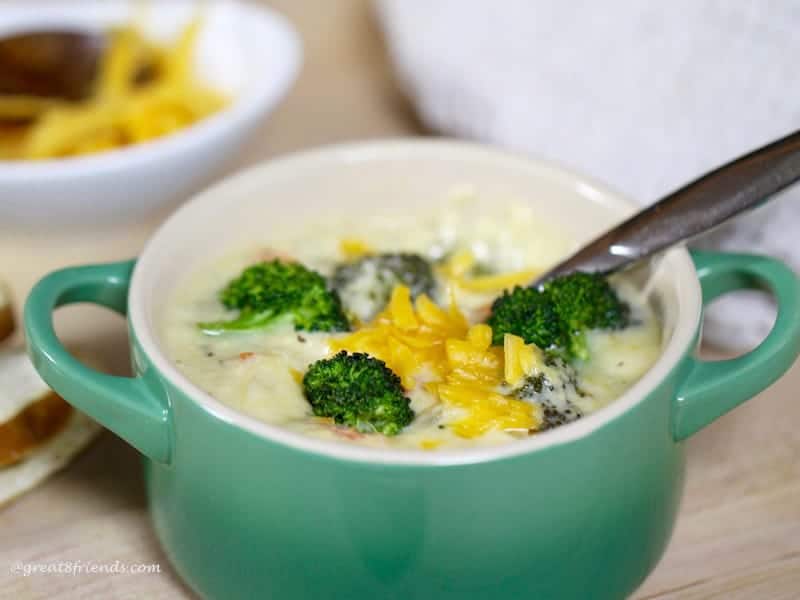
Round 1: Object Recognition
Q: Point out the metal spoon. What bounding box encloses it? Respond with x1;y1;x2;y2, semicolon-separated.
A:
533;129;800;285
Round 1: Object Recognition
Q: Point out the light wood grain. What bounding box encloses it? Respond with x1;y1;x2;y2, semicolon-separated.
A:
1;1;798;598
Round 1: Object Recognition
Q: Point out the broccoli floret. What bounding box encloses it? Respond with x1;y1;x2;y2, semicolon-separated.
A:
331;253;437;322
514;356;583;430
486;273;629;360
302;351;414;435
542;272;629;359
486;286;569;350
198;260;350;334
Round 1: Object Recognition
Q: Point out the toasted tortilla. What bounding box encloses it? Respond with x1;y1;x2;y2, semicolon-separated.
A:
0;280;13;343
0;348;101;506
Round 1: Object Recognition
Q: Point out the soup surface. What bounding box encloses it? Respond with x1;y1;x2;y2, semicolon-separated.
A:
162;200;662;450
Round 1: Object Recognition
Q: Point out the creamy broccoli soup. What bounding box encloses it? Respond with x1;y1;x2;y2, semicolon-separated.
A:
162;201;661;450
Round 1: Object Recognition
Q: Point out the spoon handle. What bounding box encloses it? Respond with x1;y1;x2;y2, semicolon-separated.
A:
538;129;800;282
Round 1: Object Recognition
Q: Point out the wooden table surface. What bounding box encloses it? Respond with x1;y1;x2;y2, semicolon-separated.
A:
2;2;799;598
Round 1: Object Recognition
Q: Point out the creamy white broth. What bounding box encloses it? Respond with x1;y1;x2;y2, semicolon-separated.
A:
161;202;661;450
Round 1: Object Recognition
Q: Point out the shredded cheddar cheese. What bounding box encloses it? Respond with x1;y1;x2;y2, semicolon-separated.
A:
439;249;541;293
0;16;227;160
440;248;476;278
289;368;304;385
437;325;539;437
503;333;547;387
420;439;443;450
339;238;373;260
330;285;467;388
437;384;536;437
456;269;541;292
331;285;541;437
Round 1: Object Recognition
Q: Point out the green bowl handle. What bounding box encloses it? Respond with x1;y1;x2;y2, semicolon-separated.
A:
673;250;800;441
24;260;171;463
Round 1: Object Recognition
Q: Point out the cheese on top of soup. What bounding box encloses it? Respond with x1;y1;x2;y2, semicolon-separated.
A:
161;200;661;450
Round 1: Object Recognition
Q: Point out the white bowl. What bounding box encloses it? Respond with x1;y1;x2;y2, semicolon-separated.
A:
0;0;301;227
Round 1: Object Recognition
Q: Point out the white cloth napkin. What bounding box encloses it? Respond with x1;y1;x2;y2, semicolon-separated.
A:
375;0;799;351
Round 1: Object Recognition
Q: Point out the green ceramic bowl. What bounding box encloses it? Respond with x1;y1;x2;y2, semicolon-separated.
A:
24;141;800;600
